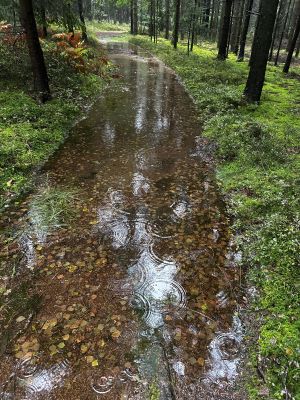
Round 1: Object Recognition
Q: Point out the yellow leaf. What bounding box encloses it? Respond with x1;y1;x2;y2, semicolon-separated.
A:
58;342;65;349
111;330;121;338
92;359;99;367
81;344;88;353
197;357;205;366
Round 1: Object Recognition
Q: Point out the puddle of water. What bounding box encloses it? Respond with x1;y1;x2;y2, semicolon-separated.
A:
0;42;244;399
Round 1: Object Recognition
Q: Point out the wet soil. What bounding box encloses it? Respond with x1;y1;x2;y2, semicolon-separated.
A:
0;42;246;399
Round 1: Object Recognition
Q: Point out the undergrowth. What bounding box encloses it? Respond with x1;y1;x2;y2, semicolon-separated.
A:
129;37;300;399
0;31;110;209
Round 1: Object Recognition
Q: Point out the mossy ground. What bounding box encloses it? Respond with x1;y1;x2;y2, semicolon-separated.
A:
129;36;300;399
0;33;107;209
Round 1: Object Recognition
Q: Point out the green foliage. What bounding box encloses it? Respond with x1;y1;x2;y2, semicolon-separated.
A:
130;36;300;399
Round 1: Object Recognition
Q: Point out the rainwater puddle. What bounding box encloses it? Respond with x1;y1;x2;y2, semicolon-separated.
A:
0;42;245;399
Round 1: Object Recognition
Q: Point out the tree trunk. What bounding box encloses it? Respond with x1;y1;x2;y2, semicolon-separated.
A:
132;0;138;34
217;0;233;60
237;0;254;61
283;13;300;72
231;0;245;54
269;0;283;61
40;0;47;37
165;0;170;39
287;0;300;50
173;0;181;49
274;0;293;65
78;0;87;41
130;0;134;34
244;0;280;103
19;0;51;102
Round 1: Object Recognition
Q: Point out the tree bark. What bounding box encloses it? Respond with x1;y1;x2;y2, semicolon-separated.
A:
283;13;300;72
269;0;283;61
165;0;170;39
78;0;87;41
237;0;254;61
40;0;47;37
217;0;233;60
287;0;300;50
130;0;133;34
173;0;181;49
274;0;293;65
244;0;280;103
132;0;138;35
231;0;245;54
19;0;51;102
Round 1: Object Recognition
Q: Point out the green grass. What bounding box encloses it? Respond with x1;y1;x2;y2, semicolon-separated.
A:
129;36;300;399
86;20;130;33
29;185;80;234
0;36;107;209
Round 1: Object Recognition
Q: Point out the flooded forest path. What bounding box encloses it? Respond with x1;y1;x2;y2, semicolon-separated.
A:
0;41;245;399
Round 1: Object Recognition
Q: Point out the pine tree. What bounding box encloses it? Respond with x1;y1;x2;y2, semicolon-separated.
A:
19;0;51;102
244;0;279;102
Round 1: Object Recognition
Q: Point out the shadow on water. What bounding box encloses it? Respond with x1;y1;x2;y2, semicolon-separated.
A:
0;42;245;399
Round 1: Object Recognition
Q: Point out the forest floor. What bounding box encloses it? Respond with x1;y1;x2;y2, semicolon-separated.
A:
129;36;300;399
0;31;114;209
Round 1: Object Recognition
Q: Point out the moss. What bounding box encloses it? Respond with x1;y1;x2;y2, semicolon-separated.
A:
130;36;300;399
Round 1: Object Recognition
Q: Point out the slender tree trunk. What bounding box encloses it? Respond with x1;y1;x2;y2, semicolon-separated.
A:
190;0;198;52
269;0;283;61
231;0;246;54
237;0;254;61
287;0;300;50
295;39;300;56
19;0;50;102
283;13;300;72
165;0;170;39
132;0;138;34
274;0;293;65
40;0;47;37
244;0;280;103
217;0;233;60
173;0;181;49
130;0;134;34
78;0;87;41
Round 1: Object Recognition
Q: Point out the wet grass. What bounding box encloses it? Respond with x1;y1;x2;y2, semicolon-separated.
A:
29;185;80;232
129;36;300;399
0;37;107;209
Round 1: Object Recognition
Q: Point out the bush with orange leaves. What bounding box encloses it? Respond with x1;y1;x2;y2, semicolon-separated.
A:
0;21;26;48
51;31;110;76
